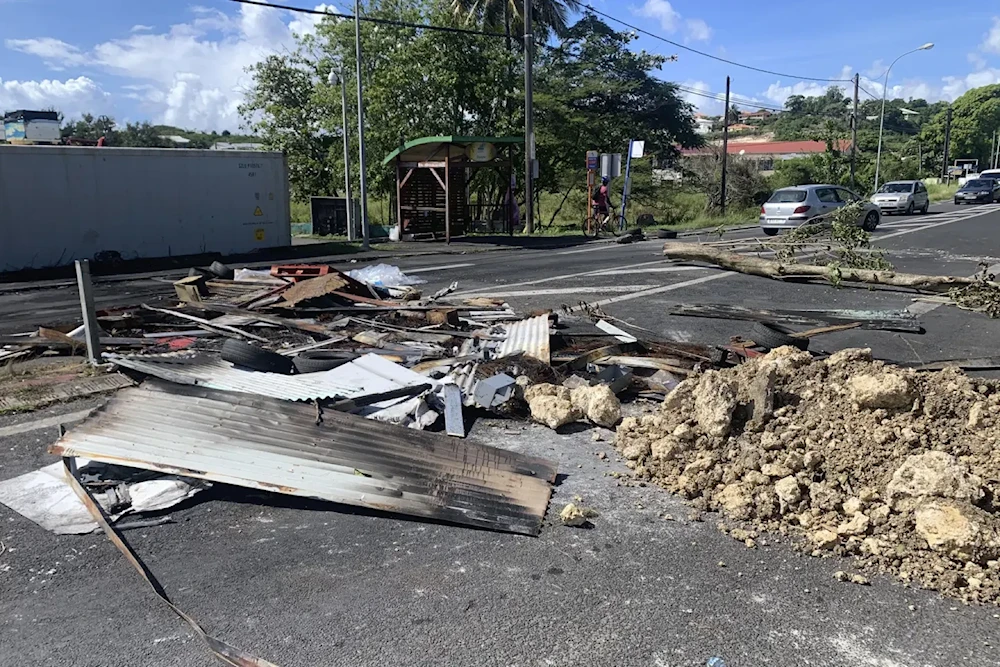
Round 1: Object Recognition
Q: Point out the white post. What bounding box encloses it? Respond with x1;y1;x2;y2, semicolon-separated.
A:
874;43;934;191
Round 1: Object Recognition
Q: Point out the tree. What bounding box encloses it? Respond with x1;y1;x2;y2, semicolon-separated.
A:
532;13;699;224
921;84;1000;170
450;0;581;38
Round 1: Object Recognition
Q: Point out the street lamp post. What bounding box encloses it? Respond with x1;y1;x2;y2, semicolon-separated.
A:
874;42;934;191
327;67;354;242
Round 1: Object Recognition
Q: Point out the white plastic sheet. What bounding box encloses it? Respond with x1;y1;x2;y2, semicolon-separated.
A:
347;263;426;287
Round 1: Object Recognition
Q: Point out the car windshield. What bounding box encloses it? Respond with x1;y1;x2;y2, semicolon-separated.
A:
964;180;990;189
768;189;807;203
878;183;912;193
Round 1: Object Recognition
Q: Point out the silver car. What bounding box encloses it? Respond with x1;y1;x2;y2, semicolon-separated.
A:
759;184;881;237
870;180;929;215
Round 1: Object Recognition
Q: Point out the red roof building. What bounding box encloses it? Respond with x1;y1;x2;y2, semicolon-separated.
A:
680;140;852;174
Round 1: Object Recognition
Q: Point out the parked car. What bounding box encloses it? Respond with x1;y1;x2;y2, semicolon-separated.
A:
954;178;1000;204
759;185;880;237
870;180;929;215
978;169;1000;182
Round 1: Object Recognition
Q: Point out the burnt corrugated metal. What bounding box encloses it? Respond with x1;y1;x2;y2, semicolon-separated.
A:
50;381;556;535
496;314;551;364
108;352;432;402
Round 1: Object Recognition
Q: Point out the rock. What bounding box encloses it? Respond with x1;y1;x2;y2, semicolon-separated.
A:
761;463;793;478
651;436;684;461
692;370;738;438
837;513;871;536
885;451;984;509
621;439;650;461
968;402;986;429
759;346;813;372
527;395;581;430
774;476;802;513
715;483;754;520
683;452;718;476
798;511;816;529
749;366;777;425
914;500;1000;563
672;423;696;441
524;383;570;402
833;571;870;585
810;529;839;549
662;378;696;412
847;372;914;410
570;384;622;428
826;347;873;367
592;430;603;442
842;497;863;516
784;452;805;473
809;482;843;511
803;451;823;470
760;431;783;451
559;503;597;527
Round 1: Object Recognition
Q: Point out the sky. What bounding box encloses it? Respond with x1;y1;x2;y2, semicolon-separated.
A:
1;0;999;132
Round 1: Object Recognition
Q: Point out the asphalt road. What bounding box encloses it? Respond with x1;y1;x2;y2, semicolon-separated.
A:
3;202;1000;667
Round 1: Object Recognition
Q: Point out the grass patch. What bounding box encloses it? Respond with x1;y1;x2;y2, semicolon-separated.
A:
925;181;959;202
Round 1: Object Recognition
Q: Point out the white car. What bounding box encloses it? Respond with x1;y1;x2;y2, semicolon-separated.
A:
870;181;929;215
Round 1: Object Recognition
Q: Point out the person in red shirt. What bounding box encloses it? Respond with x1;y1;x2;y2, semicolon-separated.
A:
592;176;615;224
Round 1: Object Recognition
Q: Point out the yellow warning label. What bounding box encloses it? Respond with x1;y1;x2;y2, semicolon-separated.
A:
254;228;265;241
253;206;263;216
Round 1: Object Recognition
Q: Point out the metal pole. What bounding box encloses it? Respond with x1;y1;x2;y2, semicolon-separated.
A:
339;69;354;241
74;259;102;365
720;76;730;216
523;0;534;235
620;139;633;226
995;128;1000;169
354;0;370;250
942;106;953;180
875;44;934;191
850;73;859;188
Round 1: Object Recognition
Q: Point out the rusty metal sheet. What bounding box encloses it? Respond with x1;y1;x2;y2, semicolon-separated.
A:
50;381;556;535
278;273;350;306
496;314;551;364
0;373;134;411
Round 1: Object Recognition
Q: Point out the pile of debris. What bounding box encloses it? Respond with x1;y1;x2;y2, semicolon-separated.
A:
615;346;1000;603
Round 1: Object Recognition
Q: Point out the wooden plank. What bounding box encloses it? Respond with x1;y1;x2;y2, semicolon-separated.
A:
668;303;922;333
184;301;329;335
140;304;269;343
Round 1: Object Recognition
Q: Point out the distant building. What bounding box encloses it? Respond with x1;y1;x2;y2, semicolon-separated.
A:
727;123;756;133
694;115;715;135
681;139;850;175
211;141;265;151
3;110;60;144
740;109;774;123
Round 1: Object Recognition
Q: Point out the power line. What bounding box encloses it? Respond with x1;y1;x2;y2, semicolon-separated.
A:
673;85;785;113
858;84;881;101
230;0;509;38
582;4;853;83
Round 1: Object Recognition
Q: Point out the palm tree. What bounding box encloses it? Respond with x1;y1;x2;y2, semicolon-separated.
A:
451;0;582;39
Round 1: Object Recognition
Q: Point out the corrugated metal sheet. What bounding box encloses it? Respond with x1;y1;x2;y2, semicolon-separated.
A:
109;352;433;402
51;381;556;535
497;314;551;364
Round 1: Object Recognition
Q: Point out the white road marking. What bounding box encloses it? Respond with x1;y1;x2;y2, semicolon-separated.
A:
466;284;660;298
585;265;707;276
0;408;94;438
556;240;659;255
453;259;670;295
404;262;474;274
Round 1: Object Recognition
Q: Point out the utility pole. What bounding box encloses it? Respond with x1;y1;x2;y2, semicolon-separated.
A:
331;67;354;241
523;0;534;234
720;76;731;216
992;131;997;171
354;0;370;250
941;106;953;180
850;73;859;188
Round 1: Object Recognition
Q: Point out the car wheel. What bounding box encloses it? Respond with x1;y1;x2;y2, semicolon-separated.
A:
209;261;234;280
862;211;879;232
748;322;809;351
221;339;294;374
905;202;914;215
921;201;929;213
292;350;358;374
762;228;779;237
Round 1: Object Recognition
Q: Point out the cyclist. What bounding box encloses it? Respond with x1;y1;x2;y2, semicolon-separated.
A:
592;176;615;225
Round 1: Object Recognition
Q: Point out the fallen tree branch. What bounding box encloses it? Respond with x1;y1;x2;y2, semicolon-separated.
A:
661;241;986;293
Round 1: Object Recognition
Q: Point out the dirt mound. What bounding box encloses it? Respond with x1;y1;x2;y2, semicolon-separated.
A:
615;346;1000;604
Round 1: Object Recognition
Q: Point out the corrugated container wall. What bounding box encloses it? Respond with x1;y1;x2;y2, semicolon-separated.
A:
0;145;292;272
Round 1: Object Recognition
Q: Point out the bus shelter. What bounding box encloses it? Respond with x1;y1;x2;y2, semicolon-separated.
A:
383;136;522;242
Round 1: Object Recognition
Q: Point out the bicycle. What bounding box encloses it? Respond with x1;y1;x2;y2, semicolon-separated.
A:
582;206;627;238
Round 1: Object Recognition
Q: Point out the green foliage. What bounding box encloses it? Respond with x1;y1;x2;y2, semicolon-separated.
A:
921;84;1000;169
450;0;581;38
59;114;257;150
775;202;892;280
949;266;1000;318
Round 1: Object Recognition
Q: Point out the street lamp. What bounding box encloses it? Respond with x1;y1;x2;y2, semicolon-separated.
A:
874;42;934;191
328;67;354;242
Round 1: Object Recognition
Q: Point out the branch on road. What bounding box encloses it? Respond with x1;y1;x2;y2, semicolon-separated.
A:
661;241;987;293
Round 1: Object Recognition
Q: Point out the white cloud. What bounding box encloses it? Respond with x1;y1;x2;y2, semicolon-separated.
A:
130;25;153;33
983;17;1000;54
684;19;711;42
636;0;680;32
5;4;340;131
0;76;112;118
968;52;988;71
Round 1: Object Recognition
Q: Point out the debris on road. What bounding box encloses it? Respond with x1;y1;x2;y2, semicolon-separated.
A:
615;346;1000;603
559;502;598;527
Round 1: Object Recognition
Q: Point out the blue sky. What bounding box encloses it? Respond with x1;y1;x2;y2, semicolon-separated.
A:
2;0;999;131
